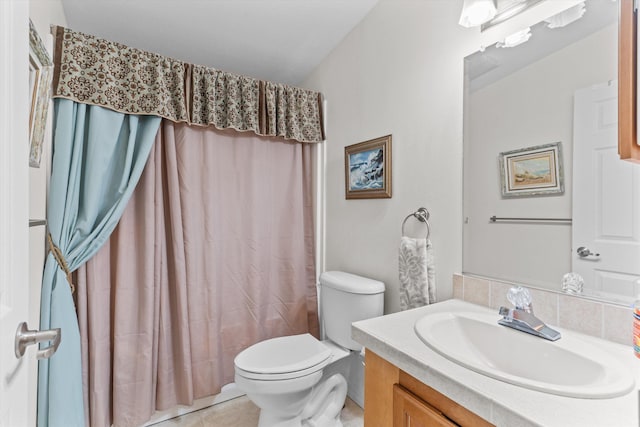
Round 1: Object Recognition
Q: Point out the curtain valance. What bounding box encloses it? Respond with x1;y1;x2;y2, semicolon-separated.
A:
51;26;325;143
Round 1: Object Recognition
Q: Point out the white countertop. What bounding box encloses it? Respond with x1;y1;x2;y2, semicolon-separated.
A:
352;299;639;427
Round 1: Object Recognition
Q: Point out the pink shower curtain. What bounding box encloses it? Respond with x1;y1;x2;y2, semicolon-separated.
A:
75;121;318;427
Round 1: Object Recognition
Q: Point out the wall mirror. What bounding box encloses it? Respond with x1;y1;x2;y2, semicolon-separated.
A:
463;0;640;305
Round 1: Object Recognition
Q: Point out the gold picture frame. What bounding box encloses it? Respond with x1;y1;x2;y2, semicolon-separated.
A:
345;135;392;199
498;142;564;198
29;19;53;168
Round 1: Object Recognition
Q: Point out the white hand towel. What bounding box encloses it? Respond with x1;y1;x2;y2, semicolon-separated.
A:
399;236;436;310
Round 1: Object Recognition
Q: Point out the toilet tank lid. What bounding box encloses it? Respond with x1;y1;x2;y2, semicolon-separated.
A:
319;271;385;295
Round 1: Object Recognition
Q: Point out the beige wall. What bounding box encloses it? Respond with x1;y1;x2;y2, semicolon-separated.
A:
303;0;588;313
304;0;474;313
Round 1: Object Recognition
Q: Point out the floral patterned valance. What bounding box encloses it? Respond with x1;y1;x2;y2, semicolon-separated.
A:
51;26;325;143
264;82;325;142
189;64;261;133
52;26;189;123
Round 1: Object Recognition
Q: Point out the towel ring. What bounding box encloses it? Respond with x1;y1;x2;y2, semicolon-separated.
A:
401;207;431;239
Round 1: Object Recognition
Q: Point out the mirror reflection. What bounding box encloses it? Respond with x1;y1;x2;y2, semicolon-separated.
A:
463;0;640;304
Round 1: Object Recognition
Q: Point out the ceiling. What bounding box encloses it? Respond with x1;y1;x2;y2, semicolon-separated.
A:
60;0;380;86
466;0;617;92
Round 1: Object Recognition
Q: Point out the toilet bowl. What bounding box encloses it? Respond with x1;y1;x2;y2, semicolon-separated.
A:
234;334;349;427
233;271;385;427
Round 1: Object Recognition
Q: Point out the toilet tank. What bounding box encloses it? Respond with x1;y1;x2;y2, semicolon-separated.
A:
319;271;385;351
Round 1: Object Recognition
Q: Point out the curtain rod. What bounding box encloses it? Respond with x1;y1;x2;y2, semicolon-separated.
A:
489;216;572;224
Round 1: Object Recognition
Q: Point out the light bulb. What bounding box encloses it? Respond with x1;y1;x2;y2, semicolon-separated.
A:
496;27;532;48
459;0;497;28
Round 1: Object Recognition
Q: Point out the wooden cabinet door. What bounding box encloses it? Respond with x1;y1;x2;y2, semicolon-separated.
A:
619;0;640;162
393;385;458;427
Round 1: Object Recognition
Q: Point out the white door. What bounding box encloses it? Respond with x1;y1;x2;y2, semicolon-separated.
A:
0;1;35;426
573;81;640;303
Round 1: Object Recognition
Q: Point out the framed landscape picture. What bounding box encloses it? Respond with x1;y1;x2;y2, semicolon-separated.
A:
498;142;564;198
345;135;392;199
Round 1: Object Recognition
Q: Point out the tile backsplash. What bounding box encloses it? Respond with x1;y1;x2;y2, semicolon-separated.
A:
453;273;633;346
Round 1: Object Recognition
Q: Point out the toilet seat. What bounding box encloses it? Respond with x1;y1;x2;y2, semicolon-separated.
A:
234;333;332;381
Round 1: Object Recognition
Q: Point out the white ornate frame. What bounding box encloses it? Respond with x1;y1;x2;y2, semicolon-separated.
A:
498;142;564;198
28;20;53;168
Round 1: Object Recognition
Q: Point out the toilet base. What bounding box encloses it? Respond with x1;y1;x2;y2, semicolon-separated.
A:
254;373;347;427
257;408;344;427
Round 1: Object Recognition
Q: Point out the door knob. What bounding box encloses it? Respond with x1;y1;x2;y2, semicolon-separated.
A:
14;322;61;360
577;246;600;258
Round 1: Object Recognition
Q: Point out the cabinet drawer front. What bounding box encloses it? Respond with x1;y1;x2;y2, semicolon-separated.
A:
393;385;458;427
399;371;494;427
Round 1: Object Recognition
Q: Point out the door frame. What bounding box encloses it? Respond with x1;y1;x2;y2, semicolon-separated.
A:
0;0;35;425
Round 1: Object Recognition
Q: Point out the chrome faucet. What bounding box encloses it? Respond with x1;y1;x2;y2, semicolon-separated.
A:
498;306;561;341
497;286;561;341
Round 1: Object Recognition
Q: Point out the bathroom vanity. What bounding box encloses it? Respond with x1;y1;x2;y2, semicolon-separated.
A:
352;299;639;426
365;350;492;426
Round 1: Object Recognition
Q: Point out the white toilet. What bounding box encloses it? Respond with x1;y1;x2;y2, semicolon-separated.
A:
234;271;385;427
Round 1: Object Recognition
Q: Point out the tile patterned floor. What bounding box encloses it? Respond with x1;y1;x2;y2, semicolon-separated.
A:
150;396;364;427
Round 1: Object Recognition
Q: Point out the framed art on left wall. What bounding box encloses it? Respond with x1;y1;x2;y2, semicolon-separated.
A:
345;135;392;199
28;19;53;168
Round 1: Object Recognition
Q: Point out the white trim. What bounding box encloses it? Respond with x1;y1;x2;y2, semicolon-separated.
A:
0;1;32;425
320;99;327;276
315;99;328;338
316;99;328;280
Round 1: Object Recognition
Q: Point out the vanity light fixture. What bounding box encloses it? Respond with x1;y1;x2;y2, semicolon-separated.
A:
496;27;532;48
458;0;497;28
480;0;543;31
544;1;586;29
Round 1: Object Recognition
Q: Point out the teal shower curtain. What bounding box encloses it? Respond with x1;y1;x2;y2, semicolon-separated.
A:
37;99;161;427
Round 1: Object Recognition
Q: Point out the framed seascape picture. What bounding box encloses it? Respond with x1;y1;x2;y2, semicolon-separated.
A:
498;142;564;198
344;135;392;199
28;19;53;168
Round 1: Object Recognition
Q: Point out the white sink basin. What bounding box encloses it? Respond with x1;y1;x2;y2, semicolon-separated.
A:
414;311;634;398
